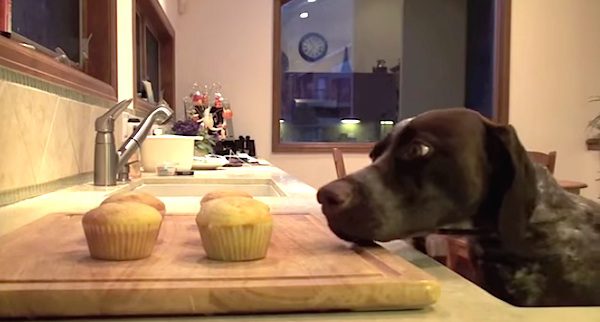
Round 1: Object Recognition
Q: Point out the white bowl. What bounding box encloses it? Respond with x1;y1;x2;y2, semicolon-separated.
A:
192;155;229;170
140;135;203;172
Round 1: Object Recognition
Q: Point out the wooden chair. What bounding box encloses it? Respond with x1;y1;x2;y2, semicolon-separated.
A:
526;151;587;194
527;151;557;174
332;148;346;179
445;236;481;284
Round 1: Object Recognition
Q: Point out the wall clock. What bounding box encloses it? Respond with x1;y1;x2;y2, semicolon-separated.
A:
298;32;328;62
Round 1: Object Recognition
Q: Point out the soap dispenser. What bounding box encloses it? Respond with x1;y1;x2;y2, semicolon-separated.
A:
246;135;256;157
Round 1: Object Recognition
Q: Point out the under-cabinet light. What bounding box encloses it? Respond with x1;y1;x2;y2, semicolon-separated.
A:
340;118;361;124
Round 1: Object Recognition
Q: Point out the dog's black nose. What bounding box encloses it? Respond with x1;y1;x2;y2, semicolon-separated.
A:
317;180;354;215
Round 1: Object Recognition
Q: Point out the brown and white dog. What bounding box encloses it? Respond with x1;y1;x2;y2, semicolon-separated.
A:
317;108;600;307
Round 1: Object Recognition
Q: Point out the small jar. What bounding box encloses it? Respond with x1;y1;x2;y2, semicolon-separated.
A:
156;163;177;176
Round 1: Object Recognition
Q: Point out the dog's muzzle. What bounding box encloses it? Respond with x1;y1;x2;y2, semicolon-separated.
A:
317;179;379;244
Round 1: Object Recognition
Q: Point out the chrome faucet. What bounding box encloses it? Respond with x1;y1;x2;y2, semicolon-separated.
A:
94;99;174;186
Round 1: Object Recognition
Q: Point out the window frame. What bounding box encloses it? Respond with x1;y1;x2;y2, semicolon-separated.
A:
133;0;175;116
271;0;511;153
0;0;117;102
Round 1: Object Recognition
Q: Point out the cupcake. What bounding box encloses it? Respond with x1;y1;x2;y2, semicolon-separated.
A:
196;197;272;261
102;191;166;216
82;202;163;261
200;190;253;207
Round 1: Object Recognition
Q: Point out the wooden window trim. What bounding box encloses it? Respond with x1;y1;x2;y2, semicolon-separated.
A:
492;0;511;125
0;0;117;102
133;0;175;116
271;0;511;153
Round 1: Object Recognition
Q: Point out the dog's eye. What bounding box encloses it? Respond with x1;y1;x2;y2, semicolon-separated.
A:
400;142;432;160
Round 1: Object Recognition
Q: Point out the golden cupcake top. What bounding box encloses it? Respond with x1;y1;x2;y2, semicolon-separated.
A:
83;201;163;226
197;197;271;227
200;190;253;205
101;191;166;215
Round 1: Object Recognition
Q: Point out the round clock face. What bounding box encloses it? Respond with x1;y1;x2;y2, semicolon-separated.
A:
298;32;328;62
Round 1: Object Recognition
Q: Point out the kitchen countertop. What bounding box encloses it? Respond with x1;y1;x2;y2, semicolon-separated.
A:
0;165;598;322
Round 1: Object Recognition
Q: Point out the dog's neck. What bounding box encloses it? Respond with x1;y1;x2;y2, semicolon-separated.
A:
526;166;600;252
443;164;599;258
477;165;600;305
440;165;574;238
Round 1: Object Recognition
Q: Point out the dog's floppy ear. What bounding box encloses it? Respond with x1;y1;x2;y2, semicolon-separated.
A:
483;119;538;255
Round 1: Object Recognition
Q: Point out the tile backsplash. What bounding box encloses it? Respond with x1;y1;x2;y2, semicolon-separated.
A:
0;77;121;202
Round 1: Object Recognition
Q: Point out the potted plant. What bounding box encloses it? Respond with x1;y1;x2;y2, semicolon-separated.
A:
194;129;216;156
171;119;216;155
587;96;600;150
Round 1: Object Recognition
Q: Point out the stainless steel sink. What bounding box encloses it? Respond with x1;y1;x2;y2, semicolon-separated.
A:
133;178;285;197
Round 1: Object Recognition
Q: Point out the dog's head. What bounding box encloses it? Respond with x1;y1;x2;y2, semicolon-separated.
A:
317;108;538;250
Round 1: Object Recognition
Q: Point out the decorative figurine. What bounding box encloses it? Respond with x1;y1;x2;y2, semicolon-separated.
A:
181;82;230;141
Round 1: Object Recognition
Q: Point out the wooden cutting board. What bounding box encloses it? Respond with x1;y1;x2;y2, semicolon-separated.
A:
0;213;440;318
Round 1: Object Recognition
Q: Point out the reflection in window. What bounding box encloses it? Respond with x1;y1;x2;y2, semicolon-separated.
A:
135;0;175;107
145;28;160;100
136;13;144;95
279;0;401;143
277;0;497;145
10;0;81;63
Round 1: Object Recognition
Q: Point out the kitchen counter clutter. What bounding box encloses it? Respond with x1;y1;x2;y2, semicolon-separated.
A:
0;165;598;322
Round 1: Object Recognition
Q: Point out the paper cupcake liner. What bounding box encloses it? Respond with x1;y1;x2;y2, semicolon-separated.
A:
198;223;273;261
82;222;161;261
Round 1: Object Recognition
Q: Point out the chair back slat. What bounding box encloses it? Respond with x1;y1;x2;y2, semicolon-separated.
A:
332;148;346;179
527;151;557;174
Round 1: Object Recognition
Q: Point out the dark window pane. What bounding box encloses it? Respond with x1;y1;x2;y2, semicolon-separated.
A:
12;0;80;62
145;27;160;100
465;0;495;118
136;14;143;95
